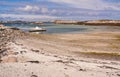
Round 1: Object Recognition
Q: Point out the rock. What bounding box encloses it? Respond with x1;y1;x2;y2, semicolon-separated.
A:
117;74;120;76
0;26;28;60
2;56;18;63
64;68;67;70
54;55;58;57
20;51;26;54
31;75;38;77
27;61;40;64
31;49;40;53
7;51;19;55
0;59;2;63
56;60;64;63
79;68;86;71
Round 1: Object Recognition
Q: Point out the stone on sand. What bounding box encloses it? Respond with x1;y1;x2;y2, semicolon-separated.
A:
2;56;18;63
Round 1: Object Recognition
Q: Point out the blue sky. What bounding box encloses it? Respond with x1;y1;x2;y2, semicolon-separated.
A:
0;0;120;21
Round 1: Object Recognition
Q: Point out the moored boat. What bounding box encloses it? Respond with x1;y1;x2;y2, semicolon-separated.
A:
29;26;46;32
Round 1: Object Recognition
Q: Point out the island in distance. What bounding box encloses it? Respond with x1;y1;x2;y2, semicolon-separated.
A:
54;20;120;26
0;19;120;26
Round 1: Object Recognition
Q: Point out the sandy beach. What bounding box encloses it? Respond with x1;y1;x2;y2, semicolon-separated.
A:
1;0;120;76
0;27;120;77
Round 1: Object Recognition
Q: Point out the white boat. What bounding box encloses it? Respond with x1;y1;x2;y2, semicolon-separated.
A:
29;26;46;32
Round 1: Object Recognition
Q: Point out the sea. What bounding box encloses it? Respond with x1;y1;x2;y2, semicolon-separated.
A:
3;23;120;34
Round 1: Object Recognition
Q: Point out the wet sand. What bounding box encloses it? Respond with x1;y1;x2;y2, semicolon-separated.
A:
22;32;120;60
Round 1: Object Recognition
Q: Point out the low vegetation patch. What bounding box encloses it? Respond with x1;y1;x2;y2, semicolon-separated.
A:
78;52;120;57
30;33;63;41
30;33;54;40
109;43;119;49
115;35;120;41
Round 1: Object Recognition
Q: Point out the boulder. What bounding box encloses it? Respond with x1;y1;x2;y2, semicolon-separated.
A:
2;56;18;63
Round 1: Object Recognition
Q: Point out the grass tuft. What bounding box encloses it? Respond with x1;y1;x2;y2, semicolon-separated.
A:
115;35;120;41
79;52;120;57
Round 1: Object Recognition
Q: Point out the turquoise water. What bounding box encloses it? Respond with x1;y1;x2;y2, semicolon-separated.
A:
4;23;120;34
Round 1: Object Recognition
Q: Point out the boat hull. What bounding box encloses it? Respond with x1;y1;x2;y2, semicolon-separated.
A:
29;29;46;32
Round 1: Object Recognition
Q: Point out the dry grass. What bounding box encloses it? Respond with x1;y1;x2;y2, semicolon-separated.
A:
30;33;58;40
109;43;119;49
78;52;120;57
110;45;119;49
116;35;120;41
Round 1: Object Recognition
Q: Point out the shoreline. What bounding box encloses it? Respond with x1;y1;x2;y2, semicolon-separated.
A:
0;26;120;77
1;26;120;61
2;22;120;35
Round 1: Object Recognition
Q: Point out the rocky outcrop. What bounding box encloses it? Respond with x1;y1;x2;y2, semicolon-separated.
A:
81;20;120;26
54;20;79;24
0;21;29;24
0;25;28;59
31;22;43;25
54;20;120;26
2;56;18;63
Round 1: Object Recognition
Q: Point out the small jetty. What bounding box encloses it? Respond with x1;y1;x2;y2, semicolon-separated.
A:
29;26;46;32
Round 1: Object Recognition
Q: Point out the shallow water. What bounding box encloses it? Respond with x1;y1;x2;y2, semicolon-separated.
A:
4;23;120;34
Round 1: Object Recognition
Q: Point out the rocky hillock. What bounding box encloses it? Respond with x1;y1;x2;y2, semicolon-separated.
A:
0;25;28;60
82;20;120;26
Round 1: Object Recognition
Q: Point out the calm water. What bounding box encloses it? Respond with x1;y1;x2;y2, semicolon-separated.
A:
4;23;120;34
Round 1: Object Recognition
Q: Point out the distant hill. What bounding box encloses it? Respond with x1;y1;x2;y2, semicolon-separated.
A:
81;20;120;26
54;20;120;26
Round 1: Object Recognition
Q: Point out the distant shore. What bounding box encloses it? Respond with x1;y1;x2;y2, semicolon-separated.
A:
54;20;120;26
1;19;120;26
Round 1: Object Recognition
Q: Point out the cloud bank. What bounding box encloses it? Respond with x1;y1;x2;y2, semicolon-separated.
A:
50;0;120;10
0;0;120;21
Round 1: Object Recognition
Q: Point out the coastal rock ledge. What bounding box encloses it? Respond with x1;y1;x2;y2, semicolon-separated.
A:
0;25;28;59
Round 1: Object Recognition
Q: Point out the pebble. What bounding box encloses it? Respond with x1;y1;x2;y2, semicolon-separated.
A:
31;75;38;77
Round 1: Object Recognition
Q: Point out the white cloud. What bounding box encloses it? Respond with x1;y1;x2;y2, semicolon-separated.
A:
18;5;39;12
41;7;48;13
0;14;59;21
50;0;120;10
51;9;57;14
17;5;50;14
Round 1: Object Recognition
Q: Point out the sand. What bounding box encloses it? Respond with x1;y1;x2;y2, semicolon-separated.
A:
0;31;120;77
